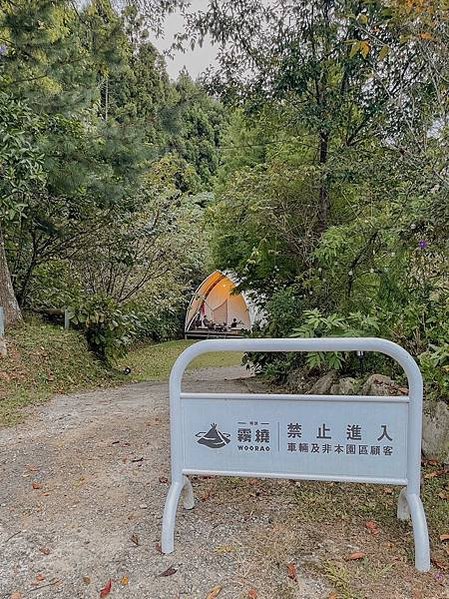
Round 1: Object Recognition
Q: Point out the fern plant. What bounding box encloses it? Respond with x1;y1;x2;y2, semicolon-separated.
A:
291;309;380;371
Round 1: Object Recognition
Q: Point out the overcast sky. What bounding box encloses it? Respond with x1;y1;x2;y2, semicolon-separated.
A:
151;1;218;80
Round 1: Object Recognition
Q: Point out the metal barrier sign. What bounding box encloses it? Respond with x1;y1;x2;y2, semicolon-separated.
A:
161;338;430;572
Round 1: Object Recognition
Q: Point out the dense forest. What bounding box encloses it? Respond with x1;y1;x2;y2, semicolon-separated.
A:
1;0;449;405
0;0;223;360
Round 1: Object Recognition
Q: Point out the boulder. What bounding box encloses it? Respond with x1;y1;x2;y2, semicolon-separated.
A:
330;377;358;395
361;374;407;396
422;401;449;464
308;371;338;395
286;368;309;394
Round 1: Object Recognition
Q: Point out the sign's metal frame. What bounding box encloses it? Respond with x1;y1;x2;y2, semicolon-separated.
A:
161;337;430;572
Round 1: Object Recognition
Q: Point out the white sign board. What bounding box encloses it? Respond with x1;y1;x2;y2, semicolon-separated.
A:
182;394;408;483
161;337;430;572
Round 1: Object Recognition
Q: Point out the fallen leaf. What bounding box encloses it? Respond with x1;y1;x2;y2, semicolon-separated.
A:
440;534;449;542
158;565;177;577
214;545;235;554
201;489;213;502
155;542;162;554
35;574;45;582
99;579;112;597
120;576;129;586
248;589;258;599
345;551;367;561
11;593;22;599
328;594;338;599
131;533;139;546
435;570;446;584
39;547;50;555
83;576;91;585
158;476;169;484
32;482;42;490
424;468;449;479
26;464;40;473
422;458;439;466
206;586;222;599
287;562;298;582
365;520;380;535
431;558;449;571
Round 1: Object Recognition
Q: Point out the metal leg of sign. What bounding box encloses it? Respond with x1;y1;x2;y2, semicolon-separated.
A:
182;475;195;510
161;476;195;554
397;487;410;521
161;480;183;554
406;493;431;572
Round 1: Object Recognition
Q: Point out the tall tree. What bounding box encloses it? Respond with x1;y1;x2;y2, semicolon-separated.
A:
179;1;441;225
0;93;44;325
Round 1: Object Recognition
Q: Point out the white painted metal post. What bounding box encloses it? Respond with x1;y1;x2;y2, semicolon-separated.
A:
161;337;430;571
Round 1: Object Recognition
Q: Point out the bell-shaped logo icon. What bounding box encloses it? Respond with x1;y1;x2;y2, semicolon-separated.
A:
196;423;231;449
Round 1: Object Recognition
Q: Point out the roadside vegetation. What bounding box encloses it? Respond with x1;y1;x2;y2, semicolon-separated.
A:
197;470;449;598
1;1;448;405
1;2;448;591
122;339;243;382
0;319;242;426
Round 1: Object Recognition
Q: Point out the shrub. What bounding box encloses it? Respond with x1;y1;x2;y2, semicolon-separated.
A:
69;295;139;364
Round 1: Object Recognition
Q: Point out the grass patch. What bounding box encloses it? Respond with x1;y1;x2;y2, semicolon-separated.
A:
121;339;243;382
292;468;449;598
1;323;244;427
0;319;119;426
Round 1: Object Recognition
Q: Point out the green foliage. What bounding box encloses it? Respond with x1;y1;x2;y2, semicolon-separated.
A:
183;0;449;405
264;287;305;338
0;0;221;347
0;92;44;220
69;295;138;364
121;339;243;383
0;318;118;426
292;309;380;371
167;71;224;189
420;344;449;401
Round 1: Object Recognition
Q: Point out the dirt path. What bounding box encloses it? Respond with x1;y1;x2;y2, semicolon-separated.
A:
0;367;329;599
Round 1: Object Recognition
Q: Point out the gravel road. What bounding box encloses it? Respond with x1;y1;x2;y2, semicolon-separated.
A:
0;367;328;599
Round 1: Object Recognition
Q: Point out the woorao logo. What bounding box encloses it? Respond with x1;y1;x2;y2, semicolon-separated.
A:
196;423;231;449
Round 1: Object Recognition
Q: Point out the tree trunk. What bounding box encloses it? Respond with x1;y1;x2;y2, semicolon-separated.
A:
0;225;22;328
318;130;330;231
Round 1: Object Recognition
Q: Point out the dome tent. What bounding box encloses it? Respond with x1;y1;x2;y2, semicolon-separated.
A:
184;270;260;338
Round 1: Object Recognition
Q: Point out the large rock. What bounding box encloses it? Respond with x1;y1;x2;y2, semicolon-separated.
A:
330;377;358;395
308;371;338;395
361;374;407;396
286;368;309;394
422;401;449;464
